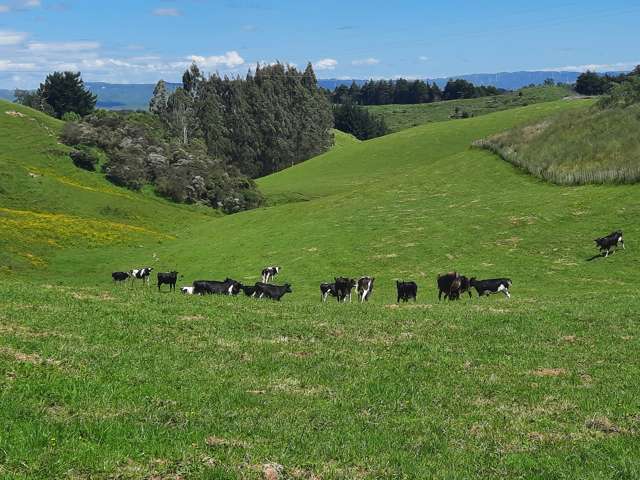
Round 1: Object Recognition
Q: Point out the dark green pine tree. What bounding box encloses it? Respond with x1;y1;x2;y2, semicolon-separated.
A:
36;71;96;118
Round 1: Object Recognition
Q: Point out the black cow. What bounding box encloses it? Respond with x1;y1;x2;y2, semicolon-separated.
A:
112;271;129;283
334;277;356;302
357;277;375;302
437;272;461;300
261;266;281;283
595;230;625;257
396;280;418;303
320;282;338;302
193;278;242;296
130;267;153;285
470;278;512;298
449;275;472;300
157;271;179;292
254;282;292;301
242;285;258;297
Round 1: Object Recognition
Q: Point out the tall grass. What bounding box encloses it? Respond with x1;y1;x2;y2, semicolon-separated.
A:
473;103;640;185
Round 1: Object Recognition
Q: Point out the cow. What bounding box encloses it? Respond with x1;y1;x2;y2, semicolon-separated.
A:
449;275;473;300
254;282;292;301
437;272;461;300
180;286;195;295
129;267;153;285
396;280;418;303
261;266;281;283
320;282;338;302
469;278;512;298
334;277;357;302
595;230;625;257
242;285;258;297
193;278;242;296
357;277;375;302
112;271;129;283
157;271;180;292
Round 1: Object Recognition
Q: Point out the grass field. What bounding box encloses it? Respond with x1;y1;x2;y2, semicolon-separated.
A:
2;97;640;479
474;103;640;185
365;85;574;133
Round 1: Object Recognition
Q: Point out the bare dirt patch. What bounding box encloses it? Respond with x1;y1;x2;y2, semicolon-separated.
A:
204;436;248;449
0;346;61;367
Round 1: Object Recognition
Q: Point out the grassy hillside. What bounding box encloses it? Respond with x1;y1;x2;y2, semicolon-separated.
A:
474;103;640;185
2;98;640;478
366;85;573;133
0;100;214;274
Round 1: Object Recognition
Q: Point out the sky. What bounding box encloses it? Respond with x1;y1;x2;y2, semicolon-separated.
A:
0;0;639;88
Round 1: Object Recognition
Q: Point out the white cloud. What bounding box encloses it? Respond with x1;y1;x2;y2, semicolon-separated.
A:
188;51;245;69
27;41;100;52
152;8;181;16
313;58;337;71
352;57;379;66
0;30;26;45
0;0;40;12
418;56;430;62
0;59;36;70
0;5;10;13
544;61;640;72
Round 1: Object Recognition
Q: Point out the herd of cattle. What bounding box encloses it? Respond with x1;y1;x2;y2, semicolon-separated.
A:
110;231;625;303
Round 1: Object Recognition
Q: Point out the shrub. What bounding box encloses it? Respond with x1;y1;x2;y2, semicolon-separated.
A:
62;111;81;122
69;149;98;171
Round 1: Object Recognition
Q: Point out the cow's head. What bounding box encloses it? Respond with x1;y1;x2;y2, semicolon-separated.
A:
284;283;292;293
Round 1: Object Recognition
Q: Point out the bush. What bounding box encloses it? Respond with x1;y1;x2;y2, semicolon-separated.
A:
69;149;98;171
62;111;81;122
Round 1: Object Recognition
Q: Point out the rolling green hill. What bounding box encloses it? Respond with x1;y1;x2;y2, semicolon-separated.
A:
365;85;574;133
475;103;640;185
2;98;640;479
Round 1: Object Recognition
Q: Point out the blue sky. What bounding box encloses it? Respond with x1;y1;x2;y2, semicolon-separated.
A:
0;0;639;88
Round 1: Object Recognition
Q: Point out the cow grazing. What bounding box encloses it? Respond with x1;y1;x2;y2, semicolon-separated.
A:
261;266;281;283
437;272;461;300
320;282;338;302
357;277;375;302
193;278;242;296
130;267;153;285
157;271;179;292
254;282;292;301
334;277;357;302
470;278;512;298
112;271;129;283
180;286;194;295
595;230;625;257
396;280;418;303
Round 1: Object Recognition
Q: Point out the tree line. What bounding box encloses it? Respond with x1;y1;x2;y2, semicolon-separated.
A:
150;62;334;178
575;66;640;96
330;78;503;105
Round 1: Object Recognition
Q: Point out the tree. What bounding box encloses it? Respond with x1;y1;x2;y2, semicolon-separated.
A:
333;103;388;140
575;71;608;95
149;80;169;116
543;78;556;86
34;71;96;118
165;87;195;145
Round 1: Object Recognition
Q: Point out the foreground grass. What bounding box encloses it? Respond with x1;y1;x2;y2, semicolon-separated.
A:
1;280;639;479
365;86;573;133
474;103;640;185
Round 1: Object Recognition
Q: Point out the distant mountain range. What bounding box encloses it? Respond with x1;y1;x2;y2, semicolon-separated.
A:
0;70;627;110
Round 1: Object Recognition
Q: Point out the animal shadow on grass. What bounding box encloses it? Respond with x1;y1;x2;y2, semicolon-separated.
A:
586;253;606;262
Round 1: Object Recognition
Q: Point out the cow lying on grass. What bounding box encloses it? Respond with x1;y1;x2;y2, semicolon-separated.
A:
193;278;242;296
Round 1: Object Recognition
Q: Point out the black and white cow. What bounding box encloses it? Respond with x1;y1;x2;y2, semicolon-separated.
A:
157;271;179;292
129;267;153;285
357;277;375;302
396;280;418;303
112;271;129;283
320;282;338;302
242;285;258;297
254;282;292;301
261;266;281;283
334;277;357;302
469;278;512;298
193;278;242;296
437;272;461;300
180;286;194;295
595;230;625;257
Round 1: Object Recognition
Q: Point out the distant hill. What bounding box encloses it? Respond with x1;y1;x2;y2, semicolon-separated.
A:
2;71;626;111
